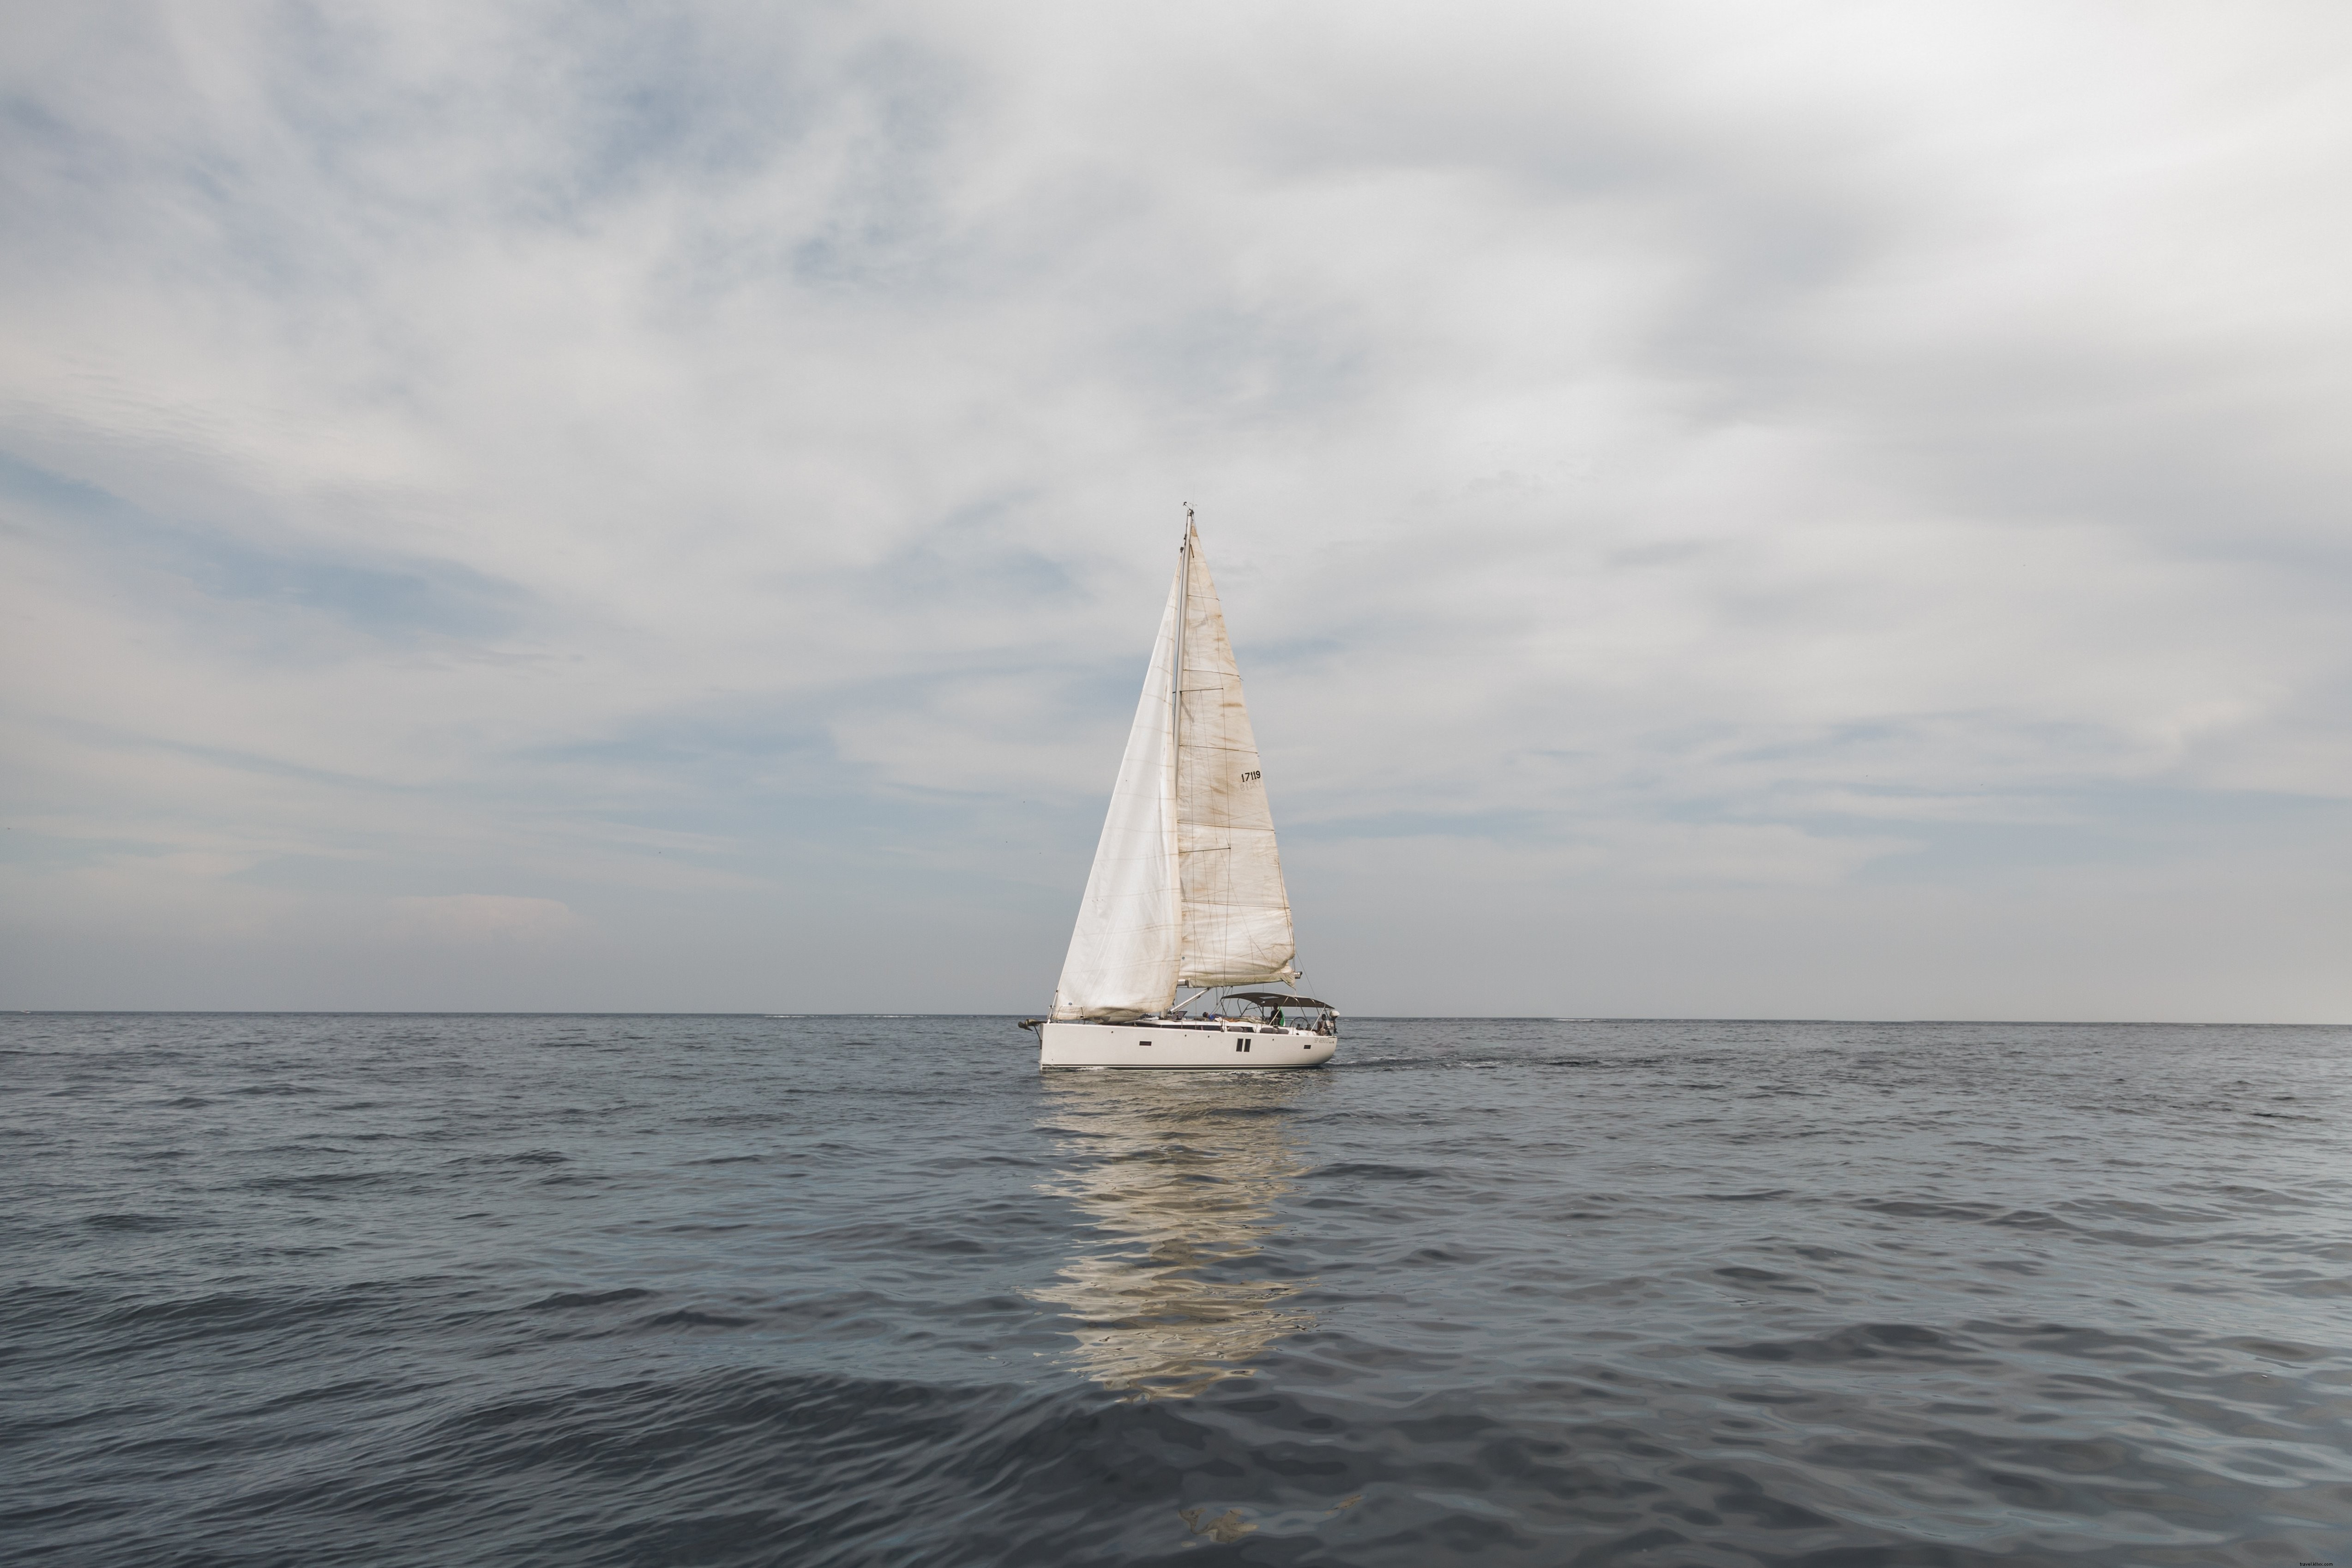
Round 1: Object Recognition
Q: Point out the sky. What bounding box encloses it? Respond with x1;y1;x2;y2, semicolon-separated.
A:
2;1;2348;1019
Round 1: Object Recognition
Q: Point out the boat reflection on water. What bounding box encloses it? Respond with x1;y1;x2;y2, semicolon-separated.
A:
1034;1073;1317;1400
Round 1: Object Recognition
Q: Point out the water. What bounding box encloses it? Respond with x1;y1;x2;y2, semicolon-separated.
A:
6;1015;2349;1566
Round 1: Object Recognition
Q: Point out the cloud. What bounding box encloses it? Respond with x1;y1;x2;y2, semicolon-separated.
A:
2;0;2348;1017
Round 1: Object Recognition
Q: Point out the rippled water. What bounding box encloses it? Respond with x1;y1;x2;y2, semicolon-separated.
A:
6;1015;2350;1565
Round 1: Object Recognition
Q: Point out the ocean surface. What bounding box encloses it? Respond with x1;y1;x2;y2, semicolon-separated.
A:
5;1015;2350;1567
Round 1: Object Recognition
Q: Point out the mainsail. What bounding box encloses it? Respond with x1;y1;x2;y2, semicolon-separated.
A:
1174;534;1297;987
1051;522;1298;1021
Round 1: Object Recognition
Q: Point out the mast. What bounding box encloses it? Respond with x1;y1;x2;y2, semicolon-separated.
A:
1172;505;1191;782
1169;505;1192;1015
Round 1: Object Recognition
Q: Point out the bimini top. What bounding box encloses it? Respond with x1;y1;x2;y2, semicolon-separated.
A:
1224;991;1334;1010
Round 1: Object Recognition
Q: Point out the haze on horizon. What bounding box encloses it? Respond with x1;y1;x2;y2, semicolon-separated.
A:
2;2;2348;1021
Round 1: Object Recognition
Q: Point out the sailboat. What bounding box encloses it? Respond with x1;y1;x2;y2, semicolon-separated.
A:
1023;510;1338;1069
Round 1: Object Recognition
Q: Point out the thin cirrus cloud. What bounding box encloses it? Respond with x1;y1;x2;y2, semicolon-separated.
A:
0;1;2346;1019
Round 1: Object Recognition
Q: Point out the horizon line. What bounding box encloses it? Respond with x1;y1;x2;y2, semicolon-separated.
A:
2;1010;2344;1027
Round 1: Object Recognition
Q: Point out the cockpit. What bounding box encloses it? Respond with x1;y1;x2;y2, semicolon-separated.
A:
1186;990;1340;1035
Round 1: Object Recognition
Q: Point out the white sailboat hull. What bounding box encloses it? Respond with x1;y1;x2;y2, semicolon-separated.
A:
1040;1020;1336;1071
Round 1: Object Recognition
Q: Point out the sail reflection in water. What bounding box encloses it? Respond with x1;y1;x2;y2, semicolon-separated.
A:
1034;1075;1317;1400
